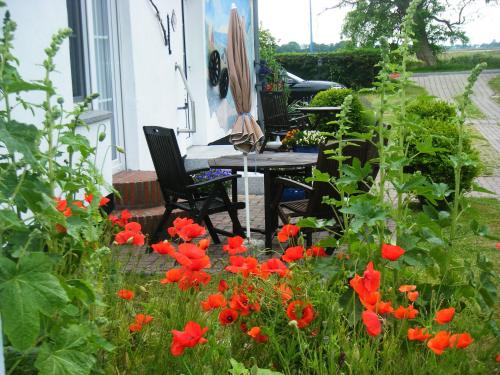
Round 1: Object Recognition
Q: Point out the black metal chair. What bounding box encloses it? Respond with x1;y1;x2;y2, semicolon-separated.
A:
260;91;309;151
143;126;245;244
271;138;379;246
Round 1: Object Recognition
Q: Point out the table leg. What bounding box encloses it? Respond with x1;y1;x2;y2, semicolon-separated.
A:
232;168;238;234
264;170;278;249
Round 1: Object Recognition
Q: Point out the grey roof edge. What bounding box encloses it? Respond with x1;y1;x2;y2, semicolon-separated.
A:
80;110;112;125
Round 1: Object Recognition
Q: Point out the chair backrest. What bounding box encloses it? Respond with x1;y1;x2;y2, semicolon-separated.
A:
306;138;379;219
143;126;192;198
261;91;289;129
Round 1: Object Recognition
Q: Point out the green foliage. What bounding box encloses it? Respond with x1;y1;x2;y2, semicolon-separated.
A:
407;118;481;196
276;48;381;88
407;95;457;120
309;88;372;132
258;27;284;85
408;50;500;72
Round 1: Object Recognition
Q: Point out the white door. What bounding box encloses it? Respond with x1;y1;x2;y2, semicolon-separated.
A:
87;0;125;172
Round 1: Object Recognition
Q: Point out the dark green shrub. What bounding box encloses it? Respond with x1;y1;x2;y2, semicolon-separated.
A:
308;88;372;133
276;48;381;88
407;96;457;121
408;118;480;195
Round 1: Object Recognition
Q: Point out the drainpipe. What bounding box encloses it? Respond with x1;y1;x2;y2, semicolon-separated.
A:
252;0;264;131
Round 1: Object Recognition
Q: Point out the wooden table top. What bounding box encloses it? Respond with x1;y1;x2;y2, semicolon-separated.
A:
208;152;317;170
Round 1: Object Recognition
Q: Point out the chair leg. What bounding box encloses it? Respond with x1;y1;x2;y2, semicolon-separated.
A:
218;182;245;237
150;206;172;245
306;231;313;247
203;216;220;244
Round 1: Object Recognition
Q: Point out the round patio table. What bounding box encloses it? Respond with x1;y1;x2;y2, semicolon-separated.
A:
296;106;342;114
208;152;317;248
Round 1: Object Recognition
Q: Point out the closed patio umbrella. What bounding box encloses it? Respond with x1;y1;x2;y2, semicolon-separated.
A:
227;3;264;241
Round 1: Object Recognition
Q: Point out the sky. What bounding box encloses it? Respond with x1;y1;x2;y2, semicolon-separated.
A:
258;0;500;46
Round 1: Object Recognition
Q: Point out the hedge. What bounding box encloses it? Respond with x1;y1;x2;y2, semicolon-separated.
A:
276;49;381;89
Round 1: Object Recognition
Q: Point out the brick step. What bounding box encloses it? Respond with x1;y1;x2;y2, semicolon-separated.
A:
113;170;163;209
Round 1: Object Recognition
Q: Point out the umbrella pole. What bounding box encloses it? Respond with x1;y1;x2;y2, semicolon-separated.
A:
243;153;251;240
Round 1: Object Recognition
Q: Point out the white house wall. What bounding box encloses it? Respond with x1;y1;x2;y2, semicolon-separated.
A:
5;0;113;191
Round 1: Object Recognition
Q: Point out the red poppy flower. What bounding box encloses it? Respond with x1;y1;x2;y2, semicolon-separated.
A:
282;246;304;263
99;196;110;206
496;353;500;362
73;201;85;209
449;333;473;349
275;283;293;304
225;256;259;277
135;313;154;325
434;307;455;325
398;284;417;293
170;321;208;356
408;327;431;342
247;326;268;343
407;291;419;302
277;224;300;242
375;300;394;315
177;223;206;242
129;323;142;332
223;236;247;255
201;293;227;311
393;305;419;319
109;210;131;227
178;242;206;259
261;258;289;278
427;331;451;355
114;230;145;246
171;244;211;271
167;217;194;238
125;222;142;232
117;289;134;300
198;238;210;250
495;243;500;250
362;262;381;292
55;197;67;212
215;280;228;294
121;209;132;221
84;193;93;204
160;268;184;284
152;241;175;255
218;308;238;325
305;246;327;257
167;227;177;237
230;293;251;315
286;300;315;328
361;310;381;336
176;270;211;290
381;243;405;261
55;223;67;234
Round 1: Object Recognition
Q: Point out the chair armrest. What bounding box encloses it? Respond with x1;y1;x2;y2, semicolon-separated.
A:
187;174;240;190
275;177;313;192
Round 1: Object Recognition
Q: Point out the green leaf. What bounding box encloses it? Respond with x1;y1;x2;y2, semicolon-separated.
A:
229;358;250;375
296;217;335;229
0;209;24;230
0;253;69;350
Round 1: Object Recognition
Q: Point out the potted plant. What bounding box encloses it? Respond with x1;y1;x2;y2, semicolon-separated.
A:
282;129;326;153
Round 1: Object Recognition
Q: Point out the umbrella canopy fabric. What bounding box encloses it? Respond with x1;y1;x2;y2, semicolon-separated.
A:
227;7;263;154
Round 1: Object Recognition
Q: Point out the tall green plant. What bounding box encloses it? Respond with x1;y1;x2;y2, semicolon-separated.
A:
0;6;114;374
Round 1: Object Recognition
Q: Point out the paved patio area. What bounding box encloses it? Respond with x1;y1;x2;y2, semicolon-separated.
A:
412;70;500;199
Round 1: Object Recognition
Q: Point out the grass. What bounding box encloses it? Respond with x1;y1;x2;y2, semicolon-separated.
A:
469;127;500;176
408;48;500;72
488;75;500;106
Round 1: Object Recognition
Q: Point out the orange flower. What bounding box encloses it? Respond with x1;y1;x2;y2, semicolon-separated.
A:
171;243;211;271
218;279;229;293
73;201;85;209
160;268;184;284
99;196;110;206
427;331;451;355
114;222;145;246
434;307;455;325
398;285;417;293
261;258;289;278
282;246;304;263
198;238;210;250
275;283;293;304
117;289;134;300
361;310;381;336
381;243;405;261
223;236;247;255
375;300;394;315
393;305;419;319
407;291;419;302
305;246;327;257
135;313;154;325
55;198;72;217
277;224;300;242
218;308;238;325
350;262;381;299
449;333;473;349
84;193;93;204
129;323;142;332
247;326;268;343
201;293;227;311
151;240;175;255
170;321;208;356
496;353;500;362
286;300;315;328
408;327;431;342
177;223;206;242
230;293;254;316
109;209;132;227
225;256;259;277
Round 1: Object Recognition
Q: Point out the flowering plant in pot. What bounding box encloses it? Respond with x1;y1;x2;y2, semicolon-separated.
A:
282;129;326;153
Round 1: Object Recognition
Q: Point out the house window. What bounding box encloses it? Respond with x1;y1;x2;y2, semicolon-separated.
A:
67;0;88;102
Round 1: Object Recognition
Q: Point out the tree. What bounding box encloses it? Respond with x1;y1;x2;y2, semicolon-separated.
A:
276;41;303;53
322;0;495;66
